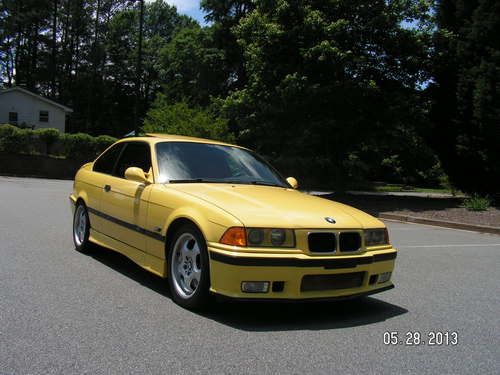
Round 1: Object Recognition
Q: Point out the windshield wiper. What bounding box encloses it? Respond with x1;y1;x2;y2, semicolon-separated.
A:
168;178;217;183
249;180;284;187
168;179;284;187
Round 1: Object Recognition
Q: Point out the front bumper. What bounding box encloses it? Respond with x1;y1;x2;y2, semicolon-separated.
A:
69;194;76;213
208;247;397;300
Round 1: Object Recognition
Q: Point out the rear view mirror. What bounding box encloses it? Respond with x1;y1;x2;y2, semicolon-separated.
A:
286;177;298;189
125;167;149;184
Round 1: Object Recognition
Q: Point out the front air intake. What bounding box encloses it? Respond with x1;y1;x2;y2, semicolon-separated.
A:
339;232;361;252
308;232;336;253
301;272;365;292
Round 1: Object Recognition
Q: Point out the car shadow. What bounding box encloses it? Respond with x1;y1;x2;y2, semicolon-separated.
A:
89;245;172;298
201;297;407;332
88;245;408;332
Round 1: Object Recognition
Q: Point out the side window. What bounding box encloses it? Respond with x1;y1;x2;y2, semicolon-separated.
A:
93;143;124;175
114;142;152;178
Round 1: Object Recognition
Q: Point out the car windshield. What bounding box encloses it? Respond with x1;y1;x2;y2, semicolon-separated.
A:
155;141;288;187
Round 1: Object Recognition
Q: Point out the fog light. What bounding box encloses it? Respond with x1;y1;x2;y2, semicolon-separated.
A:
241;281;270;293
378;272;392;283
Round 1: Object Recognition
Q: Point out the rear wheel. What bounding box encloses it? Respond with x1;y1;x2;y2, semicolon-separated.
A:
73;202;92;253
168;223;211;309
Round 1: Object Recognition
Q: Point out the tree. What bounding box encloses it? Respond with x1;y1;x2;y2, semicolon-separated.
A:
218;0;434;186
201;0;255;91
430;0;500;194
143;93;233;142
0;0;194;136
158;25;228;106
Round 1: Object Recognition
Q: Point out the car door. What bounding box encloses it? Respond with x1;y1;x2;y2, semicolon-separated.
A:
98;141;154;264
88;142;125;234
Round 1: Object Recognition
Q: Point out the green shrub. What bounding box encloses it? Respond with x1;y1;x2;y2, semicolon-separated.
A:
462;194;491;211
95;135;117;154
35;128;60;155
0;125;117;161
62;133;97;161
0;124;32;154
0;124;17;151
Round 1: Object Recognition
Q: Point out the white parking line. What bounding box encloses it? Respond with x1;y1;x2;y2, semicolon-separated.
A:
398;244;500;248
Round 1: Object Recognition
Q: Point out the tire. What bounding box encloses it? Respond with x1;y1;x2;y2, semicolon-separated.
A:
167;223;211;310
73;202;92;253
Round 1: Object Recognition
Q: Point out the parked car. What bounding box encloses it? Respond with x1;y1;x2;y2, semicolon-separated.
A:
70;134;397;309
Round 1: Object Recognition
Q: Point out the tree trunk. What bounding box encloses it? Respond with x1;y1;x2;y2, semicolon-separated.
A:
51;0;58;98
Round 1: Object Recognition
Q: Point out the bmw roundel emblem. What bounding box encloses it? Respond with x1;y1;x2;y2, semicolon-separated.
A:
325;217;336;224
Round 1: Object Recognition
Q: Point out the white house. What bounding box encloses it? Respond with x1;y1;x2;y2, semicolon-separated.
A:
0;86;73;133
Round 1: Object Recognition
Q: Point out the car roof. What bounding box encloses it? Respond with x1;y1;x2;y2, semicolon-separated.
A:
116;133;241;148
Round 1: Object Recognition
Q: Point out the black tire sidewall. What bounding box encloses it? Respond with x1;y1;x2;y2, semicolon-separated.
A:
167;223;211;309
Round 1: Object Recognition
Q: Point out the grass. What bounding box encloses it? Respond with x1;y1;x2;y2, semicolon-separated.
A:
373;185;453;194
462;194;491;211
353;183;461;195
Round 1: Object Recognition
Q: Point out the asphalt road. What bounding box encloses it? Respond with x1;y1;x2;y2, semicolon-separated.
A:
1;176;499;375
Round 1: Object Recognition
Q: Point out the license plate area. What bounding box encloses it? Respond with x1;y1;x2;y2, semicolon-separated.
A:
300;272;365;292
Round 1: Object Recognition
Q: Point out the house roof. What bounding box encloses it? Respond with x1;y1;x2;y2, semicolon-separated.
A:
0;86;73;113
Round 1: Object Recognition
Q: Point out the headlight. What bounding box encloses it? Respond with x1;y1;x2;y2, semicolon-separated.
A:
247;228;295;247
270;229;286;246
248;228;265;245
364;228;389;246
220;227;295;247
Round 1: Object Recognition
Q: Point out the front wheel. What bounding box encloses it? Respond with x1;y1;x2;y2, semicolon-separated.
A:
73;202;92;253
168;223;211;309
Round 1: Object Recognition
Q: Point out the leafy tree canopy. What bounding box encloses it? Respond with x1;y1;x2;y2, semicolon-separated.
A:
142;94;233;142
430;0;500;194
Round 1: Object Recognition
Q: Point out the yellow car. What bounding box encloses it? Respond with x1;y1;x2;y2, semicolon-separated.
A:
70;134;397;309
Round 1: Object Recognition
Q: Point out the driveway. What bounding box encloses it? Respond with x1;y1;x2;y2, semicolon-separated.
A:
1;177;498;374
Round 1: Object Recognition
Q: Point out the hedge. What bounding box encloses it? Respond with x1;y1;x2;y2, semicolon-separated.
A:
0;124;117;162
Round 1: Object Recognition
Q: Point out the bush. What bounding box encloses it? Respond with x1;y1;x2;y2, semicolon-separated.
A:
0;124;32;154
0;125;117;161
62;133;97;162
35;128;60;155
95;135;117;154
0;124;19;149
462;194;491;211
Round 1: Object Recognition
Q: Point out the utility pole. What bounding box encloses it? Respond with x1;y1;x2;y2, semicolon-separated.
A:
134;0;144;136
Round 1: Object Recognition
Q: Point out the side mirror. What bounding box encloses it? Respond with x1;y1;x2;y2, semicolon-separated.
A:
286;177;298;189
125;167;150;184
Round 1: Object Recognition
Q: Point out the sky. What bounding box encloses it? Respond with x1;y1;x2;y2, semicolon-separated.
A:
164;0;208;25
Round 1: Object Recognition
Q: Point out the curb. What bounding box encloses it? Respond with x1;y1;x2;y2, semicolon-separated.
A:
378;213;500;235
347;190;465;199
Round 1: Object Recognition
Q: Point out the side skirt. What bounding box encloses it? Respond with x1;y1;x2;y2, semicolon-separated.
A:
89;228;167;278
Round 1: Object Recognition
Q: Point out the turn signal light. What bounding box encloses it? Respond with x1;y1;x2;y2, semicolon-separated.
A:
220;227;247;246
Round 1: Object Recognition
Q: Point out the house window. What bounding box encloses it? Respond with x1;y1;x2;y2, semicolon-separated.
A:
8;112;18;124
39;110;49;123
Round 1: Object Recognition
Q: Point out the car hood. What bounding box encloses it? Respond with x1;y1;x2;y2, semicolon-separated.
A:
167;183;384;229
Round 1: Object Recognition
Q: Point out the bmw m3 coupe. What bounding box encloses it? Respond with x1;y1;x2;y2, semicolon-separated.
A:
70;134;397;309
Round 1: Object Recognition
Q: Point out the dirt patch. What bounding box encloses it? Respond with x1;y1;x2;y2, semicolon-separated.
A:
330;194;500;228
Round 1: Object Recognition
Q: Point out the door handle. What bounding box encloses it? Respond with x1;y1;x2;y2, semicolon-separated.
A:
104;184;111;192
